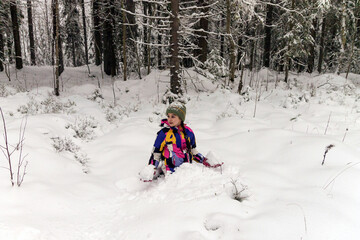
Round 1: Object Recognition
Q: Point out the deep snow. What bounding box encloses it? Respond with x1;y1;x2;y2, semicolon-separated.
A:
0;65;360;240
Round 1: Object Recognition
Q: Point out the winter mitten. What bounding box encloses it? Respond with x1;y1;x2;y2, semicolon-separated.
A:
202;157;223;168
193;153;205;163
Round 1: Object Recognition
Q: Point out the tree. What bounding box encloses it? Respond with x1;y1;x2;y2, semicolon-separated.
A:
226;0;236;83
263;0;273;68
103;0;116;76
121;0;127;80
80;0;89;67
194;0;209;65
64;0;85;67
92;0;102;66
10;0;23;69
317;14;326;73
170;0;181;95
0;0;6;72
54;0;61;96
52;0;64;75
27;0;36;65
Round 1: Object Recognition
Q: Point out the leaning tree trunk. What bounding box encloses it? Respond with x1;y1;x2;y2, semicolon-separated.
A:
170;0;181;95
10;0;23;69
92;0;102;66
27;0;36;65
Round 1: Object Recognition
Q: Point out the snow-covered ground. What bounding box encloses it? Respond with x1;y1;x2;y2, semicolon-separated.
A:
1;65;360;240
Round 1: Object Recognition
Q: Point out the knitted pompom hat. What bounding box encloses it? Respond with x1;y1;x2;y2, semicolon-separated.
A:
166;102;186;122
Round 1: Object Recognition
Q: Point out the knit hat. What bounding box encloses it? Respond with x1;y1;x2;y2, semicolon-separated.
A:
166;102;186;122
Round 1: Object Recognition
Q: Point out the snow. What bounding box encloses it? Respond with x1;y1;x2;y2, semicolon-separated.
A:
1;65;360;240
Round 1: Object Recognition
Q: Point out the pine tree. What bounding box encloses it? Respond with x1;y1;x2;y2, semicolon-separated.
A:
64;0;85;67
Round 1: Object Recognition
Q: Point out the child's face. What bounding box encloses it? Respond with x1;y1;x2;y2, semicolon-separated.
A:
167;113;182;127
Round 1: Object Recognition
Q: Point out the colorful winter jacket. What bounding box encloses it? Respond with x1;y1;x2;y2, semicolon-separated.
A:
150;119;197;172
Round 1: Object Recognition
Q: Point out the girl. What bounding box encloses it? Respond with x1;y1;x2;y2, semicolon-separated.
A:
140;102;222;181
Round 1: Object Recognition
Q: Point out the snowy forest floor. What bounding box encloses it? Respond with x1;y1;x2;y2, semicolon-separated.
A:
1;65;360;240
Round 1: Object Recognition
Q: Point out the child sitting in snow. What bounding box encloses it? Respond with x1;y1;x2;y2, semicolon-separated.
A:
140;102;222;181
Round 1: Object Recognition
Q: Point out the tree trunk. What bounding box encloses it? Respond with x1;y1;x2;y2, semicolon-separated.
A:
103;0;116;76
0;31;3;72
45;0;52;64
337;1;347;74
147;3;152;74
52;0;64;75
122;0;127;81
10;0;23;69
157;5;163;69
345;17;358;78
220;18;224;58
72;38;76;66
143;2;149;70
317;16;326;73
237;38;243;66
226;0;235;83
54;0;60;96
195;0;208;65
7;36;13;64
307;17;317;73
92;0;102;66
170;0;181;95
27;0;36;65
0;1;4;72
80;0;89;66
284;0;295;83
263;1;273;68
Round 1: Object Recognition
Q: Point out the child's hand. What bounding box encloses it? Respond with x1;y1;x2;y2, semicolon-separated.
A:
203;157;223;168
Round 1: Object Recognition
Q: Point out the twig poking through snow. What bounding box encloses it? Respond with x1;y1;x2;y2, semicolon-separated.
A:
342;128;348;142
324;112;332;135
322;144;335;165
230;178;248;202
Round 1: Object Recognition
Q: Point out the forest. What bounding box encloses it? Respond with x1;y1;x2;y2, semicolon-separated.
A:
1;1;360;239
0;0;359;96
